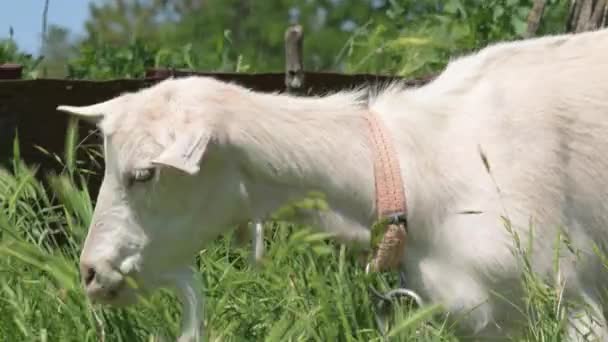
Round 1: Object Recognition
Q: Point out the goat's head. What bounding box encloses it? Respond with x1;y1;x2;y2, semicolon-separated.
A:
57;77;251;306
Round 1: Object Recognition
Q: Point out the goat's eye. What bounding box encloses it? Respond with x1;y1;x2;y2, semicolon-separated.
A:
130;168;156;184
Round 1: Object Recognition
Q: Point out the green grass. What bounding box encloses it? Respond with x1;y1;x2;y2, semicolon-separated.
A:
0;123;602;342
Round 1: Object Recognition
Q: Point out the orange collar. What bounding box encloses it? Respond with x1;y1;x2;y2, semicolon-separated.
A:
364;110;408;221
364;110;408;271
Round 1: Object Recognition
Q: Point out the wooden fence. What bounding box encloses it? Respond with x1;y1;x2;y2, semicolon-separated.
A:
0;25;434;196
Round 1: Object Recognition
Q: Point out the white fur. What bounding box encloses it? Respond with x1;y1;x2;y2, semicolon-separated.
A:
58;28;608;341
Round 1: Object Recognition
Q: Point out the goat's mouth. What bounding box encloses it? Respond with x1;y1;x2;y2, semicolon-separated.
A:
86;270;147;307
89;283;140;307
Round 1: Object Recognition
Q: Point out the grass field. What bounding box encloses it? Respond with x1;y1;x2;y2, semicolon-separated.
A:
0;124;584;341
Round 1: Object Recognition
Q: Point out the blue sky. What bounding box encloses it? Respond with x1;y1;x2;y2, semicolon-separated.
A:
1;0;93;55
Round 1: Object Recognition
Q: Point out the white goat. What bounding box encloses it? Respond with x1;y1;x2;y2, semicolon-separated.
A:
58;28;608;341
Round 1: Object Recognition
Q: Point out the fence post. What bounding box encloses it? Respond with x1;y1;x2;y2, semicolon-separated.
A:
284;24;304;93
245;23;307;265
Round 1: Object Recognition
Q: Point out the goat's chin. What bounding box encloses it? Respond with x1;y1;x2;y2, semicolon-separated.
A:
173;272;204;342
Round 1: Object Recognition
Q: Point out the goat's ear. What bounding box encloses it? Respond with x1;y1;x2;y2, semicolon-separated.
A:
56;94;132;126
56;104;106;125
151;131;211;175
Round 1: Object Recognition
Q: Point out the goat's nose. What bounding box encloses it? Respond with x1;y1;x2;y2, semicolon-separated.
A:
78;259;125;302
84;266;96;287
80;261;96;287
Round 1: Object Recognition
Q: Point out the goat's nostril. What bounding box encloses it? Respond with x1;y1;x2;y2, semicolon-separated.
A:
83;267;96;286
108;289;118;298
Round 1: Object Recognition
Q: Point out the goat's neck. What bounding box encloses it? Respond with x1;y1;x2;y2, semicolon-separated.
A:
223;91;377;227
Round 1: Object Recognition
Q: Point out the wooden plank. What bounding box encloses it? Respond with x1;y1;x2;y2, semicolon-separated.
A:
0;63;23;80
142;69;431;93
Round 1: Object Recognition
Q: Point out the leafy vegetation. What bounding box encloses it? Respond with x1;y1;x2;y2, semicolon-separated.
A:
2;0;572;78
340;0;571;77
0;36;44;79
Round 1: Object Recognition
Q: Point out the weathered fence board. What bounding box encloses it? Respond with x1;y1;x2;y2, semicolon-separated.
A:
0;64;23;80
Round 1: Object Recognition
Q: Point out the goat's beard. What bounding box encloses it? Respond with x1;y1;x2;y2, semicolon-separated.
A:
164;267;205;342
